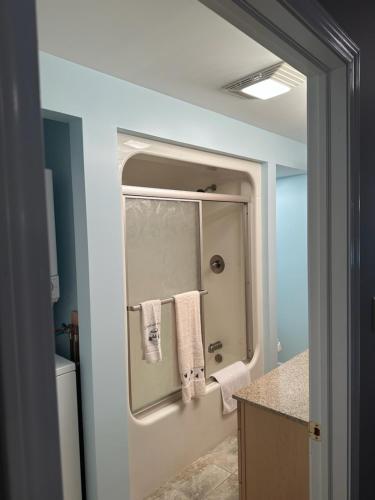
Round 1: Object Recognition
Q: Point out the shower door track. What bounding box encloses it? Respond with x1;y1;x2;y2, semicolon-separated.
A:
123;186;253;415
122;185;250;204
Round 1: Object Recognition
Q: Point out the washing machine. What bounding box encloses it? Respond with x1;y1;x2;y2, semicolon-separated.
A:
55;355;82;500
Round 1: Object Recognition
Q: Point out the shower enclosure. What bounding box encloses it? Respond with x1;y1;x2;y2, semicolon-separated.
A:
124;186;252;415
119;134;263;500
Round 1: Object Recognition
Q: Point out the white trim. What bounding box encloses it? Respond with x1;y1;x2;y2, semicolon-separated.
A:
328;65;349;499
308;71;330;500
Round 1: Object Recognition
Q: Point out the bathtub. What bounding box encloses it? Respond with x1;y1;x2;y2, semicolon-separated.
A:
128;348;263;499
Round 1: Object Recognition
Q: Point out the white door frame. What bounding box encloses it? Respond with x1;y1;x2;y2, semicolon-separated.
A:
200;1;360;498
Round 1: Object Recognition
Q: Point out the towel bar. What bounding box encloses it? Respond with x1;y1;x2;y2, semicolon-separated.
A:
127;290;208;312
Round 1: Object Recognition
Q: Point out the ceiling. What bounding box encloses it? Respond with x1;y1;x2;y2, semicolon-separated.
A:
36;0;307;143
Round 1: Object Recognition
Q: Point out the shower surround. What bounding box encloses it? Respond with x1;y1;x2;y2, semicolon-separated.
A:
119;134;264;499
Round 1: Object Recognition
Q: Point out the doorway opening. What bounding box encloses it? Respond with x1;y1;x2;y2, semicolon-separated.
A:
34;0;356;499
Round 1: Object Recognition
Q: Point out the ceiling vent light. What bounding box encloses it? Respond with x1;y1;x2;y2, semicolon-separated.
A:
223;62;305;100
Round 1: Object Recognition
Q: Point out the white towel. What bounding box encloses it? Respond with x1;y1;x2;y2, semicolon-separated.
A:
212;361;250;414
140;299;162;363
173;291;205;403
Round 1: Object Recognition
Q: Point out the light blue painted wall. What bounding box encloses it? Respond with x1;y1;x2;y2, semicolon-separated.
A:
261;163;278;373
38;51;307;500
276;174;308;363
43;119;78;359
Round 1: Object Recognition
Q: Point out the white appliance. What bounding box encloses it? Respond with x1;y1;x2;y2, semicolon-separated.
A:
55;355;82;500
45;169;60;302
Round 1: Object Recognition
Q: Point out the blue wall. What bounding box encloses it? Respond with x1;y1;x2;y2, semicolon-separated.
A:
43;119;78;359
39;51;307;500
276;174;308;362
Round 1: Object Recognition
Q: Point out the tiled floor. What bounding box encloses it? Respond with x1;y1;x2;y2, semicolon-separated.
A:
146;434;239;500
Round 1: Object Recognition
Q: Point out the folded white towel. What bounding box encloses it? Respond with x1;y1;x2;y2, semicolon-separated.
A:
140;299;162;363
212;361;250;414
173;291;205;403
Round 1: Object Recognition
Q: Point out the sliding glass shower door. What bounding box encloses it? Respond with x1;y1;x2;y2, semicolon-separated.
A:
202;201;248;376
125;197;201;413
124;193;250;414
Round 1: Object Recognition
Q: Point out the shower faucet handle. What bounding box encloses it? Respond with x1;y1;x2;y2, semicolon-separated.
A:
208;341;223;353
210;255;225;274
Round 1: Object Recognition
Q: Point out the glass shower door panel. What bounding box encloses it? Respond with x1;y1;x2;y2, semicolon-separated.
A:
125;197;200;412
202;201;247;376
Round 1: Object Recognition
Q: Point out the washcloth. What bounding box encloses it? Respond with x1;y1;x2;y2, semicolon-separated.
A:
173;291;205;403
140;299;162;363
212;361;250;414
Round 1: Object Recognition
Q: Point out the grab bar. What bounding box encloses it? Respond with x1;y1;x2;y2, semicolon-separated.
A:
127;290;208;312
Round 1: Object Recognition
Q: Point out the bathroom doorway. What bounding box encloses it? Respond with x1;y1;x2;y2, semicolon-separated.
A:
24;0;359;499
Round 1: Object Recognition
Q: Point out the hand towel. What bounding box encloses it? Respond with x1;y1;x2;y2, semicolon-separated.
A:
212;361;250;414
140;299;162;363
173;291;205;403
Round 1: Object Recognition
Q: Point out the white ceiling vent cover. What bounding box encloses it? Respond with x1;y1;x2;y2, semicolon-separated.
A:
223;62;305;100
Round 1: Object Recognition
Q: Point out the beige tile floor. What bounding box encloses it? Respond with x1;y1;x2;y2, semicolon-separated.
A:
146;434;239;500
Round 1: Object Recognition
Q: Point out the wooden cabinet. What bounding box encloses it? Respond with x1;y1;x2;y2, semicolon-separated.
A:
237;400;309;500
235;351;310;500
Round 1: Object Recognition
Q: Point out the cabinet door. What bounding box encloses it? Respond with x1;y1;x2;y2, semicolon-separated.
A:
241;403;309;500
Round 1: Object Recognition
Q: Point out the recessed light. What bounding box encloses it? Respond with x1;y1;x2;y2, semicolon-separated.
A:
122;139;150;150
242;79;290;100
223;62;305;101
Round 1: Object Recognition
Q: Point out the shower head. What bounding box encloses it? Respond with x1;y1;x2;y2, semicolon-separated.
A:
196;184;217;193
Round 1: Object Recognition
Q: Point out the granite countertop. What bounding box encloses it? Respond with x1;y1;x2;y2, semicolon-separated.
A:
234;350;309;423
